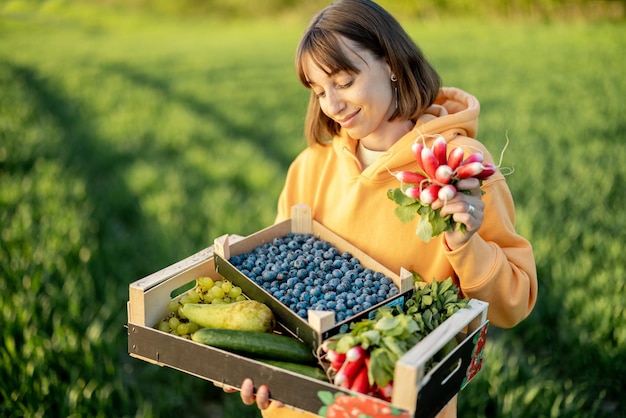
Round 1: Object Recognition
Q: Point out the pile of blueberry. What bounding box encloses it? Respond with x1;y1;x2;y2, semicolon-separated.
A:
228;233;399;322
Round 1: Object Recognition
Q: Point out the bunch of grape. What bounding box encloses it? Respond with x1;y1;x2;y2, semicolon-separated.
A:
229;233;399;322
155;276;246;338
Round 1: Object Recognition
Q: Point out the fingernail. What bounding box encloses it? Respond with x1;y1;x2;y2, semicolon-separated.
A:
242;378;253;391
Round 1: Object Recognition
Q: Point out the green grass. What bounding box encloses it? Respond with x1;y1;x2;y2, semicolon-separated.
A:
1;2;625;417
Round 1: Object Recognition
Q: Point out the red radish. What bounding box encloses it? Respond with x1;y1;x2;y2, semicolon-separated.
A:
377;382;393;401
326;350;346;370
455;162;484;179
446;146;465;170
460;152;484;166
403;186;422;200
334;353;366;387
420;147;439;179
434;164;454;184
438;184;457;202
395;170;427;185
350;365;370;394
432;136;448;166
320;339;334;353
476;162;496;180
345;345;365;363
411;142;425;171
420;184;441;204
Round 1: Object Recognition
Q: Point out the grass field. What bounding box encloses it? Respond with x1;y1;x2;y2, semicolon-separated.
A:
1;2;625;417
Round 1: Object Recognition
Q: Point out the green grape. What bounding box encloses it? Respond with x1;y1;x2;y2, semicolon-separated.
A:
168;316;181;329
179;294;192;305
188;322;200;334
177;306;187;320
176;322;191;336
210;286;225;299
211;298;224;304
186;290;201;303
222;297;231;304
197;276;214;290
213;280;223;290
157;320;170;332
235;295;247;302
228;286;243;298
221;281;233;294
167;299;180;313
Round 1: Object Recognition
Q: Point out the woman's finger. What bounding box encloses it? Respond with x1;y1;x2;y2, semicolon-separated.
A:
240;379;256;405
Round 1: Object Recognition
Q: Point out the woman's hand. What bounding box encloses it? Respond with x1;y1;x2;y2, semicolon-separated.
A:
222;379;283;411
431;178;484;250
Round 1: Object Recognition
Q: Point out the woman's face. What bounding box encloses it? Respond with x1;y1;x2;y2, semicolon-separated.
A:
303;37;399;150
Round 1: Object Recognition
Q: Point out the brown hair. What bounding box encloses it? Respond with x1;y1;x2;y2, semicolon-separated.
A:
296;0;442;145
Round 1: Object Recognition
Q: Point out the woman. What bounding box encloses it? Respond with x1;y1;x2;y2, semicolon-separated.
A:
236;0;538;416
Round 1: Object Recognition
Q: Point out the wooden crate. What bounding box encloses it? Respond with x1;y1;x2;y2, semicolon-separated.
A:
127;239;489;416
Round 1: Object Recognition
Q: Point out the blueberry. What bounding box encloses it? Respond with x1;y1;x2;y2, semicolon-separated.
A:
365;295;377;305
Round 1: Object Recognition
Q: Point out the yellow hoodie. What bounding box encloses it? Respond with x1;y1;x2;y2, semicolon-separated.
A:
262;87;538;418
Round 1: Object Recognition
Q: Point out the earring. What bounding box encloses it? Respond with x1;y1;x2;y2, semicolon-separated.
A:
391;75;398;110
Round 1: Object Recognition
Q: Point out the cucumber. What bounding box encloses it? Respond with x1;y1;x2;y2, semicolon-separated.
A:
256;359;328;382
191;328;316;364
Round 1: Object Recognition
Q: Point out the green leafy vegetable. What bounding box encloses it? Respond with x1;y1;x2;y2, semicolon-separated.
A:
326;274;469;389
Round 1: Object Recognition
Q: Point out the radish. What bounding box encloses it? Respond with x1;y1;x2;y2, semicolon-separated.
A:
438;184;457;202
435;164;454;184
377;382;393;401
460;152;484;166
326;350;346;371
403;186;422;200
349;365;370;394
476;162;496;180
455;161;484;179
420;184;441;204
345;345;366;363
420;147;439;179
334;352;366;387
446;146;465;170
411;142;425;171
395;170;427;185
432;135;448;166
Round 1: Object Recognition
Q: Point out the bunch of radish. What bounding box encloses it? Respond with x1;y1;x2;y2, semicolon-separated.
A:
319;276;470;402
387;134;497;242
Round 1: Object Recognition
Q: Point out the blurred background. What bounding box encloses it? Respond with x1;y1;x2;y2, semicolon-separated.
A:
1;0;624;417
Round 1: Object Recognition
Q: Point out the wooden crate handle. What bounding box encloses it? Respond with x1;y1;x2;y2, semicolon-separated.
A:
291;203;312;234
214;234;230;260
